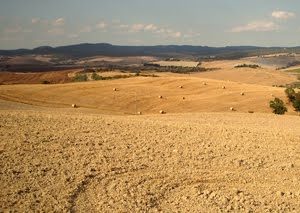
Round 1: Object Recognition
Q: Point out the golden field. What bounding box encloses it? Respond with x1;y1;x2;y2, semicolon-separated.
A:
0;59;300;212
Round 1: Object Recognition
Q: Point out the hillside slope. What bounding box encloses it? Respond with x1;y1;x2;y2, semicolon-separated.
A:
0;75;297;115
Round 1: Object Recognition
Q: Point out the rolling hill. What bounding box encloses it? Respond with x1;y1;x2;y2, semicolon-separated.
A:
1;43;300;59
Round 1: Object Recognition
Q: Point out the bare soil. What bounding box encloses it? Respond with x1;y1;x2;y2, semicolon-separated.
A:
0;104;299;212
0;70;75;85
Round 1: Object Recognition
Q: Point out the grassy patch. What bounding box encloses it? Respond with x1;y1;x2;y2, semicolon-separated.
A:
100;74;133;80
73;71;159;83
73;73;88;82
91;72;159;81
234;64;260;69
91;72;102;80
90;73;134;81
140;74;159;77
286;68;300;73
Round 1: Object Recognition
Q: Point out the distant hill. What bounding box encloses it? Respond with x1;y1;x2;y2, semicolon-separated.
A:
1;43;300;59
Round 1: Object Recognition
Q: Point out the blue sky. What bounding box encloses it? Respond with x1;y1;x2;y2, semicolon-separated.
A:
0;0;299;49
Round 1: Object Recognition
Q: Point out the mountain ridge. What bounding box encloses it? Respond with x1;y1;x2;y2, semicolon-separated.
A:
1;43;300;59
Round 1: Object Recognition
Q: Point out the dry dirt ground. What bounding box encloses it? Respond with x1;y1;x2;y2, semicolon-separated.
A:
0;62;300;212
0;70;74;85
0;102;300;212
151;61;200;68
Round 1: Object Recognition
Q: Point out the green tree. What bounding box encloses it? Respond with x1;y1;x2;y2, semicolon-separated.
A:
292;93;300;112
285;88;296;102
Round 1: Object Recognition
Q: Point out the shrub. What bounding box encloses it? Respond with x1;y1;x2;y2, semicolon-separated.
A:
234;64;260;69
73;73;88;82
41;80;51;84
135;71;140;76
91;72;102;80
285;88;300;112
285;88;296;102
292;93;300;111
269;98;287;115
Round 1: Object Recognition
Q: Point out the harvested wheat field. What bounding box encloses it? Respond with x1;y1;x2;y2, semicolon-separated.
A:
151;61;200;67
195;60;297;86
0;74;298;115
0;68;300;212
0;103;300;212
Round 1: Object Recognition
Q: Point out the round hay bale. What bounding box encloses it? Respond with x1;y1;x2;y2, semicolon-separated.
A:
182;97;185;100
158;95;163;99
230;107;235;111
222;86;226;89
240;92;245;96
72;104;77;108
113;88;117;91
137;111;142;115
159;110;165;114
179;85;183;89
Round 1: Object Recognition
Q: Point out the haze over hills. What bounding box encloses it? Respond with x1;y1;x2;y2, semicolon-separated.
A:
1;43;300;59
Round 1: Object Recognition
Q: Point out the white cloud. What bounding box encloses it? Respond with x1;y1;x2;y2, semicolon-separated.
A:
126;23;160;33
171;31;182;38
231;21;278;32
183;31;201;38
99;21;187;39
125;23;182;38
123;22;183;39
144;24;158;31
48;28;65;35
130;24;145;32
119;24;129;29
31;18;49;25
96;22;107;29
156;28;183;38
53;18;65;26
155;28;165;34
272;11;295;19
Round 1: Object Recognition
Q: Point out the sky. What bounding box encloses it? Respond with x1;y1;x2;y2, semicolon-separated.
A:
0;0;299;49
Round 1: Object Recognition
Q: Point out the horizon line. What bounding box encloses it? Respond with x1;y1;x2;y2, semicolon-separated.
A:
1;42;300;51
